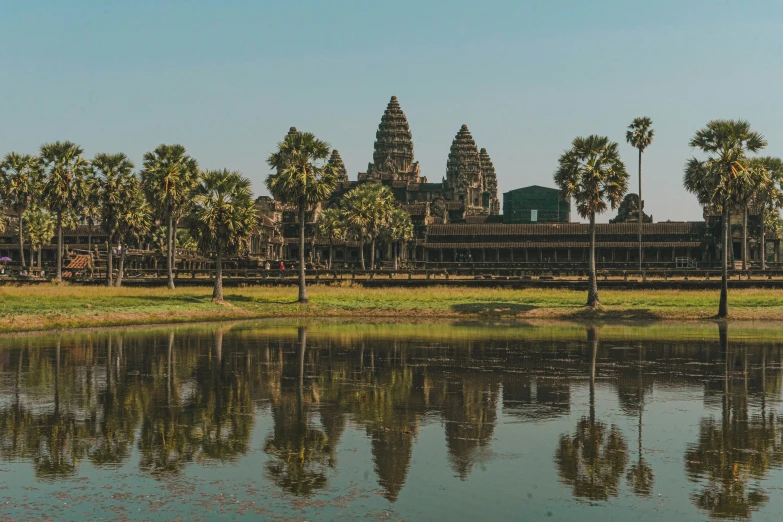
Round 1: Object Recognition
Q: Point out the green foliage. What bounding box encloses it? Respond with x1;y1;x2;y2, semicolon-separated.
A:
265;132;339;207
383;207;414;244
683;120;767;210
341;183;395;240
22;207;55;253
554;135;629;219
40;141;89;217
94;153;136;244
140;144;199;219
316;207;345;243
0;152;42;214
626;117;655;152
186;169;257;256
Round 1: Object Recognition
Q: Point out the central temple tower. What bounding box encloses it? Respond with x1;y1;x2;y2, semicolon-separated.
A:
443;125;499;215
360;96;422;182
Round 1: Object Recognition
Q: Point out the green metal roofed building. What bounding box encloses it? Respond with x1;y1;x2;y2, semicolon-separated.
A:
503;185;570;224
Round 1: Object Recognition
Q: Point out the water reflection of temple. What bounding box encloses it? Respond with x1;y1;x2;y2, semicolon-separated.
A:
0;325;782;513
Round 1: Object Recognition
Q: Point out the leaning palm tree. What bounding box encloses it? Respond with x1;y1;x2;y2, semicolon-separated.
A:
40;141;90;282
749;157;783;270
140;144;199;290
266;131;339;303
187;170;257;302
555;136;628;308
684;120;766;318
316;208;344;270
0;153;41;268
94;153;136;287
626;117;654;270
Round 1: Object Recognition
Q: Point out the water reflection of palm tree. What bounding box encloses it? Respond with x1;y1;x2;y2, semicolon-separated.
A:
626;343;654;497
684;323;783;520
264;327;333;496
554;327;629;501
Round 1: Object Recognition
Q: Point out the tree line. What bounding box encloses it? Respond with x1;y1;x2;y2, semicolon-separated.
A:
555;118;783;317
0;141;257;302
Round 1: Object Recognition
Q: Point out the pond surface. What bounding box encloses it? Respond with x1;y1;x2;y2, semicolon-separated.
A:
1;321;783;521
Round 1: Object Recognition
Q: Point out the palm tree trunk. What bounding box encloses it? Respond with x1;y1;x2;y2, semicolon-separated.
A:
359;233;366;270
719;206;729;318
213;246;223;302
761;203;768;270
115;243;126;287
370;238;376;270
37;248;41;269
742;205;748;270
638;148;643;271
328;241;333;270
88;222;92;254
297;199;308;303
107;241;114;287
394;242;399;270
167;214;175;290
18;214;26;268
587;211;599;308
56;212;63;282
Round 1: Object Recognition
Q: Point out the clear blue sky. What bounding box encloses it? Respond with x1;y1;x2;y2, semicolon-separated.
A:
2;0;781;222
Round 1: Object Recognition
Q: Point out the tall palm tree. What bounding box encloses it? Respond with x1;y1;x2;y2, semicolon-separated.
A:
266;131;339;303
626;117;654;270
554;136;628;308
384;208;414;270
0;153;41;268
316;208;344;270
40;141;90;282
749;157;783;270
684;120;766;318
114;177;152;287
341;183;394;270
733;161;774;270
94;153;136;287
186;170;257;302
140;144;199;290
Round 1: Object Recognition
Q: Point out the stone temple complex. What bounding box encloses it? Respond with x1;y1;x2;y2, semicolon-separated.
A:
242;95;774;270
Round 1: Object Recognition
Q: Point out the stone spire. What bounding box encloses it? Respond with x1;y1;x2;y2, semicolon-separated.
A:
479;148;497;191
446;124;482;185
371;96;415;174
328;149;348;182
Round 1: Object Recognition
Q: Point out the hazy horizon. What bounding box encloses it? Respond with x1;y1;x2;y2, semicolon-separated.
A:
2;0;781;223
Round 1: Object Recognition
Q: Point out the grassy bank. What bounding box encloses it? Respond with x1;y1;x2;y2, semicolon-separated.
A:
2;284;783;333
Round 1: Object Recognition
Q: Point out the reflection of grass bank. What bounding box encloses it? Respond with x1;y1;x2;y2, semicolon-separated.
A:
1;285;783;333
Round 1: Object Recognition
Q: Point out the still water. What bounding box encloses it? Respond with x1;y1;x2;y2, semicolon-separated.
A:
1;321;782;521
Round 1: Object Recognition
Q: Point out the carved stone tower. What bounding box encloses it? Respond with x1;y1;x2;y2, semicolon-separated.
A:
362;96;422;182
479;148;500;215
445;125;484;213
328;149;348;183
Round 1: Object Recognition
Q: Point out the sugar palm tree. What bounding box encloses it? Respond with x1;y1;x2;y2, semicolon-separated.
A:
40;141;90;282
266;131;339;303
77;169;102;255
316;208;344;270
94;153;136;287
140;144;199;290
684;120;766;318
23;207;54;268
733;161;774;270
626;117;654;270
341;183;394;270
554;136;628;308
114;178;152;287
749;157;783;270
384;208;414;270
0;153;41;268
187;169;257;302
